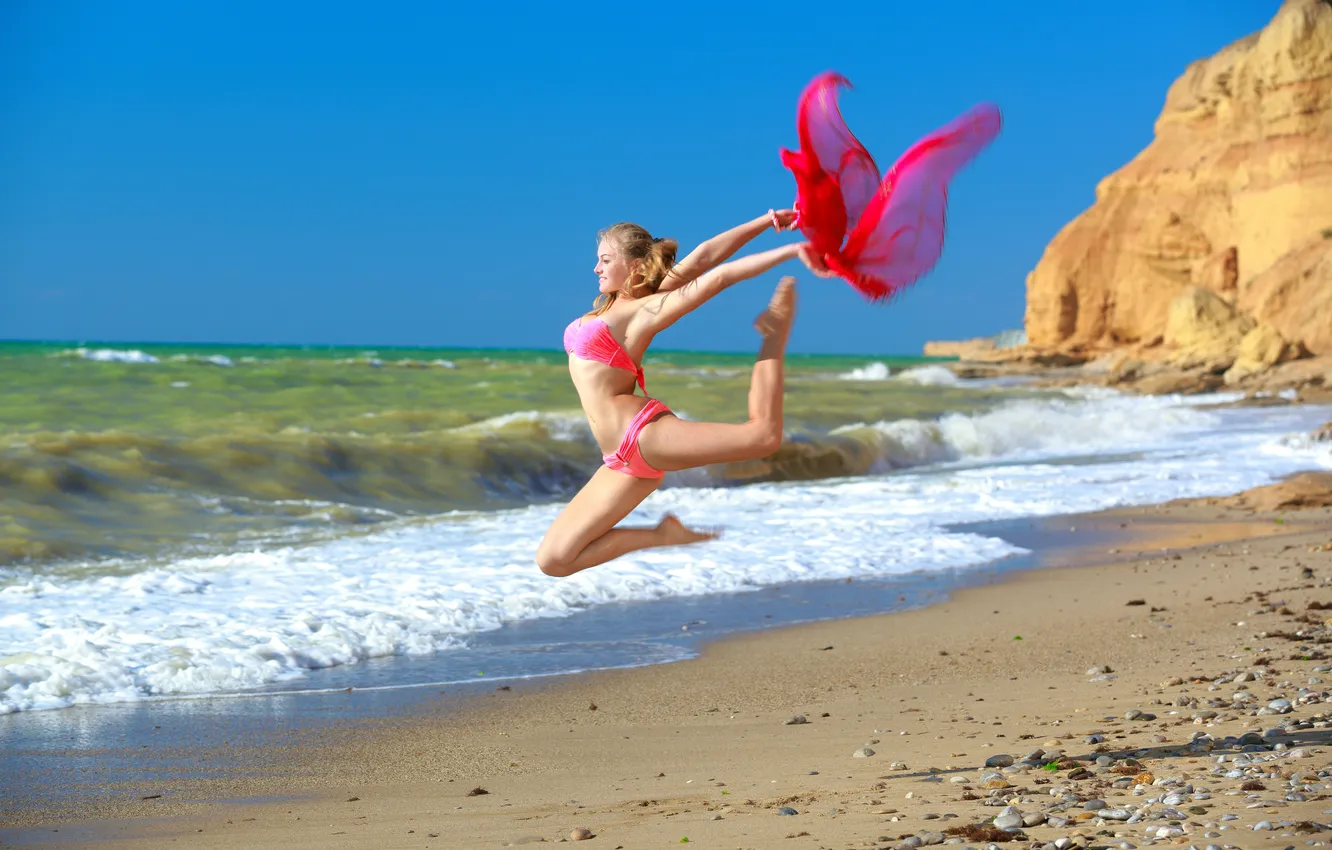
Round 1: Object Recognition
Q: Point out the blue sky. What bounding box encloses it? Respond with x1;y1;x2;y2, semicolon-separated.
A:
1;2;1278;355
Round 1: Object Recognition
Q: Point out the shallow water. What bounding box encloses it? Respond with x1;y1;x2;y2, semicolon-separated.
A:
2;340;1330;717
0;341;1001;566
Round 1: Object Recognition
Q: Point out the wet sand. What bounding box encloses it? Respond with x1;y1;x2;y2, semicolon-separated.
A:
4;487;1332;849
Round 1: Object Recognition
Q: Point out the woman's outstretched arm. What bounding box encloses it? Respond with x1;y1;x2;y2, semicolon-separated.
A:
658;210;798;293
636;242;822;334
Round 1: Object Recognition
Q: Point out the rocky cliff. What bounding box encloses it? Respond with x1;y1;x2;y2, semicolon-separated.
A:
1021;0;1332;373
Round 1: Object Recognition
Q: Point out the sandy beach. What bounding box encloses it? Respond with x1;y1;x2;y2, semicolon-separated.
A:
3;475;1330;849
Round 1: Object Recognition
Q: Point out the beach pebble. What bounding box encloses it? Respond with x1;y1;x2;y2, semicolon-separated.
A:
993;812;1023;830
570;827;593;840
919;832;945;845
784;714;807;725
1082;799;1107;810
1253;820;1273;830
853;747;875;758
890;761;908;770
1268;699;1293;714
778;806;798;816
984;754;1015;768
896;837;922;849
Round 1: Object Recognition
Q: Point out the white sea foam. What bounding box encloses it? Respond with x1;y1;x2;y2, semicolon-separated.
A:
893;365;961;386
452;410;594;443
831;393;1221;470
1;395;1329;713
839;361;892;381
59;348;160;364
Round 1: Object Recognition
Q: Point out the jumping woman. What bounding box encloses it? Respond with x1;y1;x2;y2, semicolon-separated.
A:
536;210;830;577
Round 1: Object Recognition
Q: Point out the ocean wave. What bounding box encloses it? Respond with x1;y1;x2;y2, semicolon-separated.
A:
893;365;960;387
3;400;1329;713
0;393;1250;567
838;362;892;381
56;348;160;364
713;393;1219;484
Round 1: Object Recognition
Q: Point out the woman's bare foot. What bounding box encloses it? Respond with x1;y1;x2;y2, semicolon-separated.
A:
754;277;797;346
657;513;719;546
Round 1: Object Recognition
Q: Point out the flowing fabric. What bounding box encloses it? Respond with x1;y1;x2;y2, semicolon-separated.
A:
780;72;1001;301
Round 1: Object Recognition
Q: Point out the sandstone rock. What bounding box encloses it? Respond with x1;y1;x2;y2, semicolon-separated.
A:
1184;471;1332;511
1126;368;1225;396
1023;0;1332;357
1164;287;1255;368
1241;232;1332;355
923;337;997;360
923;330;1027;361
1249;353;1332;393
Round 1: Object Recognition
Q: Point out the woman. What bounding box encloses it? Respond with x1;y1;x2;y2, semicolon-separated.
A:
536;210;830;577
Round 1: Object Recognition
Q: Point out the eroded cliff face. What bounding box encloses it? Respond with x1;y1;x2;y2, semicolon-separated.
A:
1023;0;1332;359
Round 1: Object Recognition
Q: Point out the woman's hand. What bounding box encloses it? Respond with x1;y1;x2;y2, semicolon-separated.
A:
768;208;799;232
797;243;836;278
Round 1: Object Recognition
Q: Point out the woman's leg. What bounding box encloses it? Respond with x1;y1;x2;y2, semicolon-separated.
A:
637;277;796;471
536;466;715;578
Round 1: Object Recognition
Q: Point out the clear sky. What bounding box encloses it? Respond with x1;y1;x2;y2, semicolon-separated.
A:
1;1;1278;355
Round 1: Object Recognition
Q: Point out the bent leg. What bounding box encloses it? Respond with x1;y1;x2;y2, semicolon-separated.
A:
536;467;714;578
638;277;796;471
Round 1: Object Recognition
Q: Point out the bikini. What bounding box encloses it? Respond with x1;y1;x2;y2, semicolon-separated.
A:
563;316;672;479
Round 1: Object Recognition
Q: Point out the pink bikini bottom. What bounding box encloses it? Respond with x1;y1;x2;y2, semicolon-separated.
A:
603;399;671;479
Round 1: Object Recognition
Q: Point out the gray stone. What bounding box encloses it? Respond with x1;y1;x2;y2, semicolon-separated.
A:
992;813;1023;830
784;714;808;725
984;754;1015;768
853;747;875;758
1101;808;1133;820
1268;699;1293;713
920;832;946;846
1082;799;1107;810
1022;812;1047;827
778;806;799;816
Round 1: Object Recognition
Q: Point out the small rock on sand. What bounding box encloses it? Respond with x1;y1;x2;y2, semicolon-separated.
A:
570;827;593;840
784;714;807;725
853;747;875;758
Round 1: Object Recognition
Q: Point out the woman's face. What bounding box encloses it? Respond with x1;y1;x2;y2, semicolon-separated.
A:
594;239;634;295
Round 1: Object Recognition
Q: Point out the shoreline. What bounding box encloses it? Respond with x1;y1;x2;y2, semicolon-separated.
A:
3;486;1331;847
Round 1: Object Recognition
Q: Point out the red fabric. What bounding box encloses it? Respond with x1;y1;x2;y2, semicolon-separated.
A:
780;72;1001;301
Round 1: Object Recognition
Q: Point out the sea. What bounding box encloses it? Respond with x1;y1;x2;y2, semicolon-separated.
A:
2;340;1330;717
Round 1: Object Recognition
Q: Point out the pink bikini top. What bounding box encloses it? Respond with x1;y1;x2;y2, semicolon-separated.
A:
563;316;646;394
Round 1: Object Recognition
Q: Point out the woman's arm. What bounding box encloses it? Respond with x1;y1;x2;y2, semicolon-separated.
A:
636;242;813;334
658;210;798;293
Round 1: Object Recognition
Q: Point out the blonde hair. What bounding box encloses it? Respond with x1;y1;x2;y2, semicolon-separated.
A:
593;222;679;316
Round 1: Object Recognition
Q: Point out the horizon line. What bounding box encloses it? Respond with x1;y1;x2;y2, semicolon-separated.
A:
0;337;945;360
